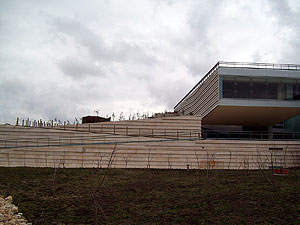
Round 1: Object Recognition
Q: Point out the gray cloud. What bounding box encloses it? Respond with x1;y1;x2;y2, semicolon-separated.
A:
57;57;105;79
51;17;159;63
49;16;160;80
267;0;300;63
1;0;300;124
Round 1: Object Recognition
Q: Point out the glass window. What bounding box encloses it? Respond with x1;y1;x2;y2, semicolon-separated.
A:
286;84;294;100
223;80;234;98
251;82;266;99
267;83;278;99
293;84;300;100
236;82;250;98
278;84;286;100
221;76;300;101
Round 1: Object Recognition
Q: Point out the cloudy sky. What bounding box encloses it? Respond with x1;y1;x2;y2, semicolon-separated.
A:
0;0;300;124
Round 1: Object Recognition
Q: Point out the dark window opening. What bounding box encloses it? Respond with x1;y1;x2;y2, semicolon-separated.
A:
221;76;300;101
236;82;250;98
267;83;278;99
223;81;235;98
251;83;266;99
293;85;300;100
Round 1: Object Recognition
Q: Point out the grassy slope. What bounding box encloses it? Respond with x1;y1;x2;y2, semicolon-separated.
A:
0;167;299;225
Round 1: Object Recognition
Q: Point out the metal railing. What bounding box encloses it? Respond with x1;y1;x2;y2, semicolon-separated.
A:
219;61;300;71
1;129;300;150
0;130;202;149
202;130;300;141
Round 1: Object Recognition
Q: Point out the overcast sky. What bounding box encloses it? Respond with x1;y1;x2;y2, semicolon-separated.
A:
1;0;300;124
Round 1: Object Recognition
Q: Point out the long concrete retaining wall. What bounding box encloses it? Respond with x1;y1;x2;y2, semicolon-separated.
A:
1;116;300;169
1;139;299;169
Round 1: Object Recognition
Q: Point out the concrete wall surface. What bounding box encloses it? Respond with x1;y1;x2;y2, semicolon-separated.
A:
1;139;299;170
1;118;299;170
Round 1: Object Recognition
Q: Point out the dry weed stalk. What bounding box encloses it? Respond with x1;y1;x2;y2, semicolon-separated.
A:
52;154;63;186
167;153;172;169
147;149;154;192
227;151;232;170
147;149;153;169
91;144;117;225
291;150;300;180
95;152;103;168
123;153;130;168
253;150;276;189
206;151;215;179
243;156;250;175
194;150;202;190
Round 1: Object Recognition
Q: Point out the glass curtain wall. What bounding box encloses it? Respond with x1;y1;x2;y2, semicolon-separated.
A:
221;76;300;100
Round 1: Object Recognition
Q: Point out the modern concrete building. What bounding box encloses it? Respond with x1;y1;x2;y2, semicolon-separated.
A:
1;61;300;170
174;62;300;135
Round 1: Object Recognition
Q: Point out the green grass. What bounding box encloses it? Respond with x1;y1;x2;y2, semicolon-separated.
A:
0;167;300;225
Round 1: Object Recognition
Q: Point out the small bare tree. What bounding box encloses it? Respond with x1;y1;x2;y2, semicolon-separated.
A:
94;109;100;116
91;144;117;225
167;153;172;169
123;153;130;168
119;112;125;121
291;150;300;167
194;151;201;170
147;149;154;192
194;150;202;190
205;151;216;179
281;147;288;169
290;150;300;180
59;151;66;168
242;155;250;176
253;150;275;188
147;149;153;169
95;152;103;168
227;151;232;170
52;153;61;186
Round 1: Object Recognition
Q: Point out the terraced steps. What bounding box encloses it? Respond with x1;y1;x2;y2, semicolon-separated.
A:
54;116;202;139
1;116;300;169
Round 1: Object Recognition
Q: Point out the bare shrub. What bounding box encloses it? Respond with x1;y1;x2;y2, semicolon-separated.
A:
227;151;232;170
147;149;153;169
194;150;202;189
205;151;216;179
123;153;130;168
146;149;154;192
91;144;117;225
95;152;103;168
167;153;172;169
253;150;276;189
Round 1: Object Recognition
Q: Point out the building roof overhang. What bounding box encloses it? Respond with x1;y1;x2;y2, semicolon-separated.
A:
174;61;300;111
202;105;300;126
